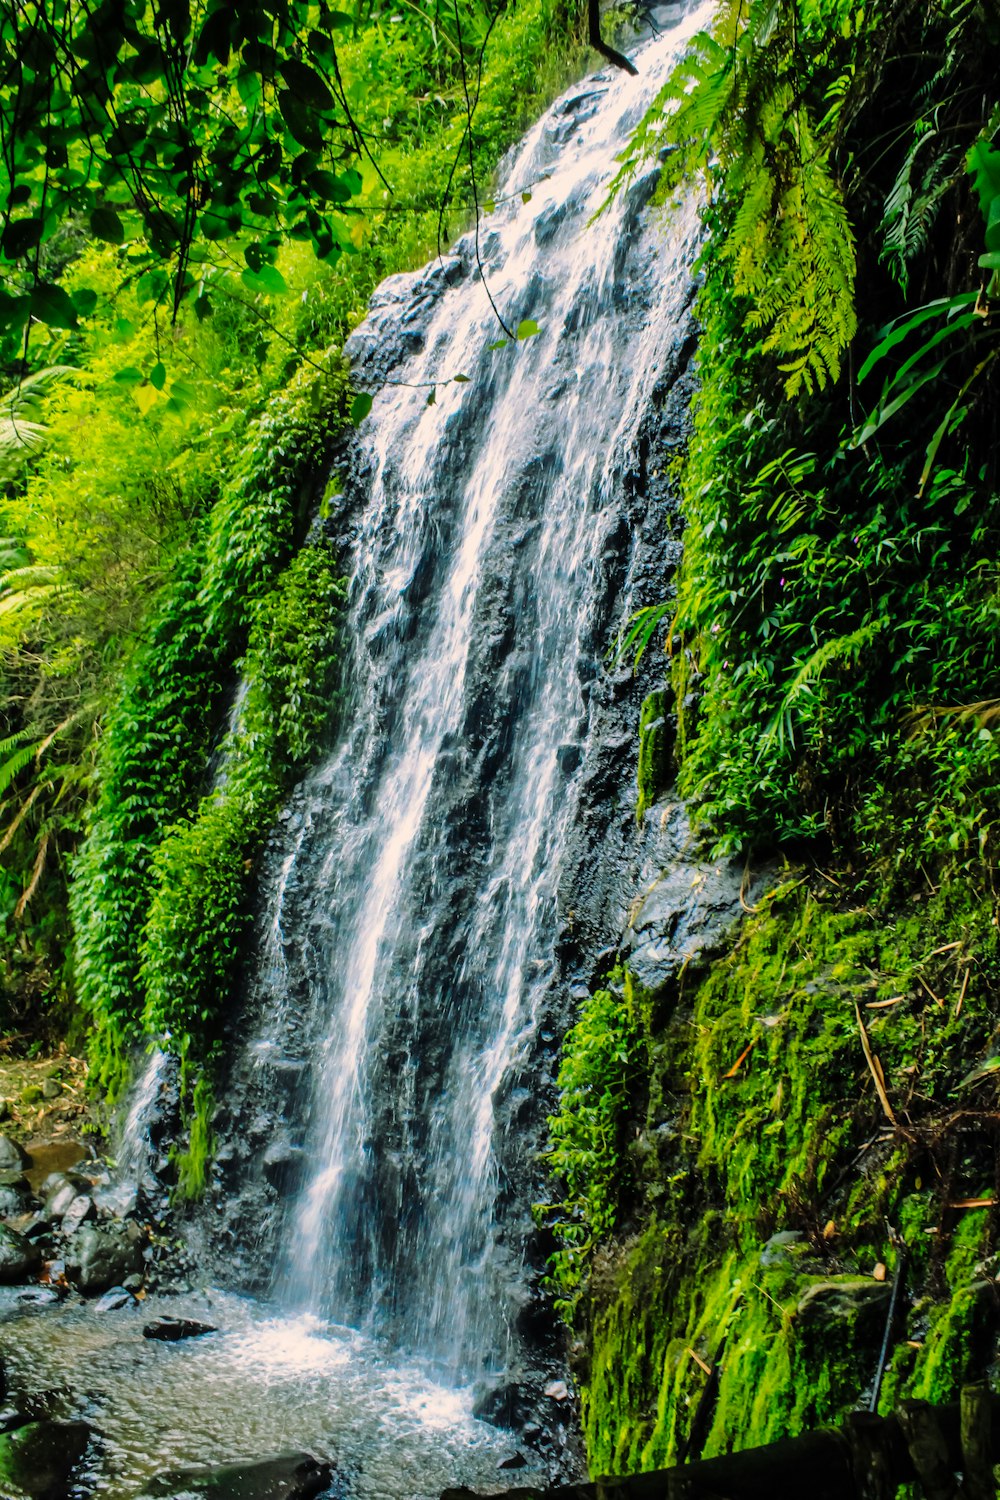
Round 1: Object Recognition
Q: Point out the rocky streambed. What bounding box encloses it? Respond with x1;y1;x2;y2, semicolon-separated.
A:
0;1132;563;1500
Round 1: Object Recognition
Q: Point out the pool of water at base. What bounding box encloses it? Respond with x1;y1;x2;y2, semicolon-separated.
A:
0;1288;551;1500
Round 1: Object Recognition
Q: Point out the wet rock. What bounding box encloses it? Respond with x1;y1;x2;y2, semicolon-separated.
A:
0;1419;91;1499
94;1287;135;1313
41;1081;61;1101
261;1141;308;1194
796;1276;892;1329
0;1225;41;1283
498;1453;528;1470
0;1170;30;1192
0;1184;31;1219
542;1380;569;1402
0;1137;29;1173
16;1288;61;1306
139;1453;331;1500
19;1216;53;1243
143;1317;217;1342
760;1230;806;1269
59;1195;96;1236
621;801;773;997
65;1223;144;1293
42;1176;89;1220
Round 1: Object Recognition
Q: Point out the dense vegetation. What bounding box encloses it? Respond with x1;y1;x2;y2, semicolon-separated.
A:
543;0;1000;1475
0;0;586;1159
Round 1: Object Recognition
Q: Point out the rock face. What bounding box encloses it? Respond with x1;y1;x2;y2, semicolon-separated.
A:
139;1454;332;1500
0;1420;91;1499
619;800;774;998
197;59;702;1419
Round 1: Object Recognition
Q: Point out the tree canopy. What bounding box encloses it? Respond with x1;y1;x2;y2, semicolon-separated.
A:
0;0;508;344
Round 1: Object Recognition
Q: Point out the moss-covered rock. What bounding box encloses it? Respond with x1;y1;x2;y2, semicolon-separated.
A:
550;868;1000;1474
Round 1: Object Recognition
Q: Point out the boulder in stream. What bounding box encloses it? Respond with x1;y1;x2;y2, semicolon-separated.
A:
142;1317;216;1342
139;1453;332;1500
0;1137;30;1173
0;1419;91;1499
65;1223;143;1293
0;1225;41;1283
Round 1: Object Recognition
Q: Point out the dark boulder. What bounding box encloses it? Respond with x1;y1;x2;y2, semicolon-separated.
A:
65;1223;144;1293
142;1317;216;1342
0;1137;29;1173
139;1453;332;1500
0;1419;91;1499
0;1226;41;1283
0;1184;31;1219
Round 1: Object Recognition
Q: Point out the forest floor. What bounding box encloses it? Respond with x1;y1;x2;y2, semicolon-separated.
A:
0;1050;93;1182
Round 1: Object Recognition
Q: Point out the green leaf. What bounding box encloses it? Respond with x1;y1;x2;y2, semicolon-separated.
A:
2;217;43;260
112;366;145;387
29;282;78;329
0;291;30;332
149;362;167;391
240;264;288;296
857;294;979;382
90;206;125;243
279;59;334;111
516;319;541;340
487;339;508;350
452;373;470;383
350;391;373;424
426;389;436;406
72;287;98;317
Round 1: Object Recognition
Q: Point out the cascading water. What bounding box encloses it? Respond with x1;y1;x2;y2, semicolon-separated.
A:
0;15;712;1500
212;0;708;1395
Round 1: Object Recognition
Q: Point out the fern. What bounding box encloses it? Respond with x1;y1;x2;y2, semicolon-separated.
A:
611;0;864;397
881;127;962;293
0;367;75;481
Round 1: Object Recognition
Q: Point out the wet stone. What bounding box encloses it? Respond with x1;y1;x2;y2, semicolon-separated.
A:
143;1317;217;1342
0;1226;41;1284
16;1288;60;1306
796;1276;892;1329
65;1223;143;1294
94;1288;135;1313
139;1453;332;1500
59;1196;96;1236
0;1185;31;1219
0;1418;91;1499
0;1137;29;1173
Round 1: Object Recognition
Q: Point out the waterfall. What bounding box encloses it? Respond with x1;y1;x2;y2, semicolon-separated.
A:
212;0;710;1385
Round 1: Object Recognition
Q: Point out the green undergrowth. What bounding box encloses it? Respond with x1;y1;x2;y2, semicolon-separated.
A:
553;871;1000;1472
547;0;1000;1475
0;0;589;1165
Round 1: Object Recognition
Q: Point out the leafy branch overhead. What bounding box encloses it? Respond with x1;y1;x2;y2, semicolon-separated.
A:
0;0;437;336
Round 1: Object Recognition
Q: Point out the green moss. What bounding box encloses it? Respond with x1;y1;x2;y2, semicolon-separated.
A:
173;1070;216;1201
636;690;673;824
553;868;1000;1473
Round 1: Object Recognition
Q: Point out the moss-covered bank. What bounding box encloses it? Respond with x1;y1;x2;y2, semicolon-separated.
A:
563;872;1000;1472
544;0;1000;1474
